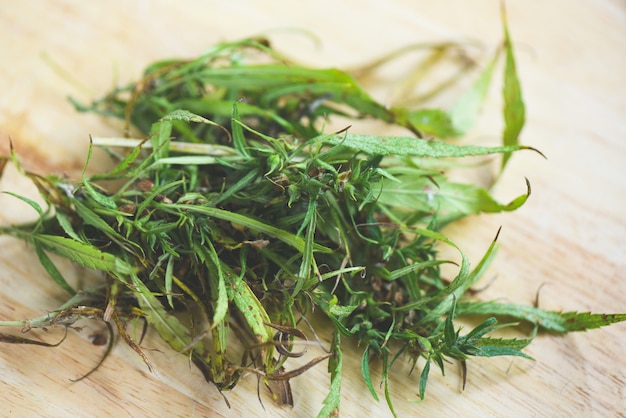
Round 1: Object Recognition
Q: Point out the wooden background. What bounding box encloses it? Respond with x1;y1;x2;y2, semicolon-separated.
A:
1;1;624;417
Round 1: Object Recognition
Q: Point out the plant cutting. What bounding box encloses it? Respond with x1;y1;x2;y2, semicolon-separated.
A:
1;9;624;418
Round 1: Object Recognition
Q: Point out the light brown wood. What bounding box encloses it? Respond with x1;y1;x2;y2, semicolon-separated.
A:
1;1;624;417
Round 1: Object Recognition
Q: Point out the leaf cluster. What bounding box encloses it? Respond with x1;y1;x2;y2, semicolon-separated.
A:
1;14;624;418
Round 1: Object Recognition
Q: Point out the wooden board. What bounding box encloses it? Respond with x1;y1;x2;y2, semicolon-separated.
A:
1;1;625;416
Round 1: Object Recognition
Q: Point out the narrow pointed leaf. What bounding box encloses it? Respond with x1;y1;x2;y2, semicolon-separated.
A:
33;241;76;295
32;234;134;274
323;133;536;158
361;345;380;401
419;359;431;400
132;276;193;352
456;301;626;333
317;332;343;418
501;7;525;167
450;50;500;134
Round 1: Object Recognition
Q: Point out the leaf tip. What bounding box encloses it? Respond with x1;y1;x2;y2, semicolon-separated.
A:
524;177;531;197
523;145;547;160
494;225;503;242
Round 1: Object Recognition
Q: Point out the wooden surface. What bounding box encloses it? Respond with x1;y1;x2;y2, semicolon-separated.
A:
1;1;625;417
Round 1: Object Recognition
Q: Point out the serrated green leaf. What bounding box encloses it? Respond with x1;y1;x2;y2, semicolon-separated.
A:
160;109;215;125
323;132;535;158
457;300;563;330
457;318;535;360
474;335;534;352
558;311;626;332
456;301;626;333
32;234;134;274
462;317;498;343
473;345;533;359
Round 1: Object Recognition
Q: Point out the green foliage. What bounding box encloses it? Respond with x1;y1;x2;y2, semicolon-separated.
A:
322;132;538;158
1;14;624;418
501;5;526;168
318;332;343;418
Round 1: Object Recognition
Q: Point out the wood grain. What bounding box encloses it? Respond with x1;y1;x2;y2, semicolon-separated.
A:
1;1;624;417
